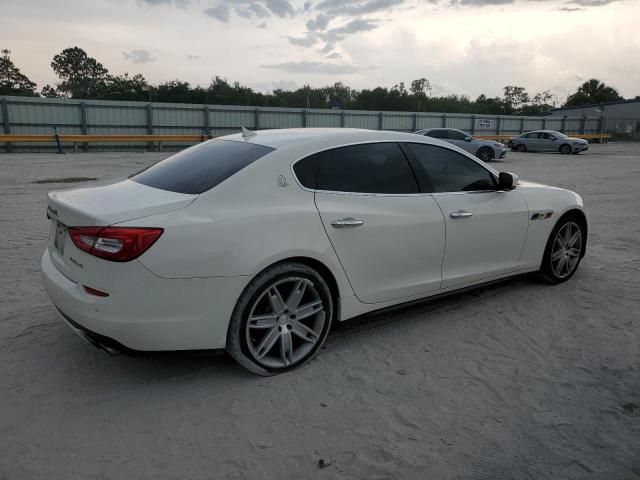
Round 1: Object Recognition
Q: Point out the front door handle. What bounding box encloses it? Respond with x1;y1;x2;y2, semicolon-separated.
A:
331;218;364;228
450;210;473;219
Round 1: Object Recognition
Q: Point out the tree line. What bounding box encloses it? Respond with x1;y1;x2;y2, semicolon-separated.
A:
0;47;630;115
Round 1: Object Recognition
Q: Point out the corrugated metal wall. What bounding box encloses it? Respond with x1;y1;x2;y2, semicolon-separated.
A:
0;95;604;152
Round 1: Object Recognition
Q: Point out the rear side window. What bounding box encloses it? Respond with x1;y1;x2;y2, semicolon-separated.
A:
425;130;447;139
314;143;419;194
131;140;274;194
405;143;496;193
293;155;318;189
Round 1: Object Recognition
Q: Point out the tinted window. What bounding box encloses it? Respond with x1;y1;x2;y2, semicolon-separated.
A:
132;140;274;194
425;130;447;139
405;143;496;193
448;130;468;141
542;133;556;140
316;143;419;194
523;132;537;138
293;155;318;189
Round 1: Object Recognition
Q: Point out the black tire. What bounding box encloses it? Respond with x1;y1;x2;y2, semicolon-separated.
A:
516;144;527;152
226;261;334;376
538;214;586;284
476;147;495;162
559;144;571;155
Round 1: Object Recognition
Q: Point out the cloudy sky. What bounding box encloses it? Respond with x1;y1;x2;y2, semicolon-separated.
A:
3;0;639;100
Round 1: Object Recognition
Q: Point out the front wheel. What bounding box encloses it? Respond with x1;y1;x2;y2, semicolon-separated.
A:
559;144;571;154
539;217;586;284
226;262;333;375
476;147;495;162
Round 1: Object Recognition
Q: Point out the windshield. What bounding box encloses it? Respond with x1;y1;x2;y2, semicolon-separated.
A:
131;140;274;194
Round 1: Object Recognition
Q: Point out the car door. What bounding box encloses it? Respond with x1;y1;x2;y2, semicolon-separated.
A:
446;129;475;154
296;142;446;304
403;142;529;289
522;132;540;151
540;132;558;151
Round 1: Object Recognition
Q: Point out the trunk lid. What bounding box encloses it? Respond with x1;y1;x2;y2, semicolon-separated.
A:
47;179;196;227
46;180;196;283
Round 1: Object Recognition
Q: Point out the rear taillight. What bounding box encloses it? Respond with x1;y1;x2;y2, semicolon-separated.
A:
69;227;163;262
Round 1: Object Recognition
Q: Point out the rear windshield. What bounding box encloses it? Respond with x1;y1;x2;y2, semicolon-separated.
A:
131;140;274;194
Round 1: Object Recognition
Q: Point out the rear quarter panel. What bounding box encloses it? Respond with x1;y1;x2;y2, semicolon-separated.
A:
121;147;354;299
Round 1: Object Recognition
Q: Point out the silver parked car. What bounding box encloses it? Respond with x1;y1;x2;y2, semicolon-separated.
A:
414;128;507;162
510;130;589;154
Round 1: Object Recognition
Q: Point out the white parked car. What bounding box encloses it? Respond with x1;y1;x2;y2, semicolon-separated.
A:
41;128;588;375
414;128;507;162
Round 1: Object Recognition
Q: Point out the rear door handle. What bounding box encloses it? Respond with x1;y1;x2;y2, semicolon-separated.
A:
331;218;364;228
449;210;473;219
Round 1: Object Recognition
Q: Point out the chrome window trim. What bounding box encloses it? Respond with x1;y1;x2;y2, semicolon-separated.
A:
289;139;503;197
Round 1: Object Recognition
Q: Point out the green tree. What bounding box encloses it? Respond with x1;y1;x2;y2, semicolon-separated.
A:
565;79;623;107
102;73;150;101
502;86;530;114
40;84;62;98
51;47;109;98
0;52;37;96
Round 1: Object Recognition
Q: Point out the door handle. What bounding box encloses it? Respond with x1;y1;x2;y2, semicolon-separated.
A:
331;218;364;228
449;210;473;219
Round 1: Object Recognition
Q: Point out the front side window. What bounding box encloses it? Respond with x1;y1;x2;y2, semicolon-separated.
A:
542;133;556;140
131;140;274;194
405;143;496;193
312;142;419;194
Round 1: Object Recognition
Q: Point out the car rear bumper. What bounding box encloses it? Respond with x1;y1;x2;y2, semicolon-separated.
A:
41;248;248;351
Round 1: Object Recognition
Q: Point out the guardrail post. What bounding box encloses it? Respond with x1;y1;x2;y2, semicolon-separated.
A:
254;108;260;130
341;110;346;128
442;114;447;128
599;115;605;143
561;116;566;134
1;98;11;153
580;115;586;134
146;102;154;151
471;115;476;135
80;101;89;152
413;113;418;132
302;109;308;128
378;111;384;130
520;117;524;134
53;126;64;154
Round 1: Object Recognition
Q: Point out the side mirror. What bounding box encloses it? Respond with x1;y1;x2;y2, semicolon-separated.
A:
464;136;472;142
498;172;518;190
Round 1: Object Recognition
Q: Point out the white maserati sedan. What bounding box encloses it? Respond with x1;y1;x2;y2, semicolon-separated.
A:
42;128;588;375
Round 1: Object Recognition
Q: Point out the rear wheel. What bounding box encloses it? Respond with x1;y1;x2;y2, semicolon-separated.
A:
539;216;586;284
476;147;495;162
226;261;333;375
559;144;571;154
516;144;527;152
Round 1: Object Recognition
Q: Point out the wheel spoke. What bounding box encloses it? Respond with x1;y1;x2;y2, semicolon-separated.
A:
267;287;286;314
248;314;278;329
551;248;565;261
563;224;573;244
295;299;323;321
555;256;566;275
568;230;581;248
291;320;318;343
255;327;279;359
280;331;293;365
286;279;307;310
568;247;581;257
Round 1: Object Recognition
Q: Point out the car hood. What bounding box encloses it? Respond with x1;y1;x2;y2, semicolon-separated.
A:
566;137;588;143
475;139;504;147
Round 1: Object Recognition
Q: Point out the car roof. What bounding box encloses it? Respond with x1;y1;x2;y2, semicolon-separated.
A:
221;128;445;149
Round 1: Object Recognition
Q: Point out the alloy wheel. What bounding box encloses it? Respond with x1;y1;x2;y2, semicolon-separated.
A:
245;277;326;369
550;221;582;279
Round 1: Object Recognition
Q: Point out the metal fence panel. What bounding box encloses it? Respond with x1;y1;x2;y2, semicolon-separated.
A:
0;95;614;151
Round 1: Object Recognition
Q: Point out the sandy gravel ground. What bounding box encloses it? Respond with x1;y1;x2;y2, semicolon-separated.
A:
1;143;639;480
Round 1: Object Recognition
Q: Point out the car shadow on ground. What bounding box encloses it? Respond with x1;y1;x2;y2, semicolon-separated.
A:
49;274;537;385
